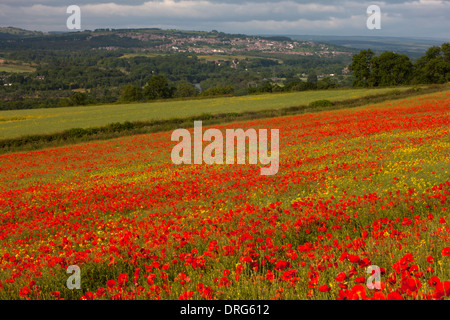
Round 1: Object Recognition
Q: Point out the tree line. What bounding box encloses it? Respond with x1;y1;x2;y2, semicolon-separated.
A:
349;43;450;87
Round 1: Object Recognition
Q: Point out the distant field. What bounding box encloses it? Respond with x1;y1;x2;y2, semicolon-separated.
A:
120;53;168;59
0;87;412;139
197;54;283;63
0;64;35;73
121;53;283;63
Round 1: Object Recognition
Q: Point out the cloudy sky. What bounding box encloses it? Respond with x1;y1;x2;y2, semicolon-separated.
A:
0;0;449;39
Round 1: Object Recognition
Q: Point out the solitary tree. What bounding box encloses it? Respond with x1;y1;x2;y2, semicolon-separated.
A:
349;49;375;87
143;75;174;100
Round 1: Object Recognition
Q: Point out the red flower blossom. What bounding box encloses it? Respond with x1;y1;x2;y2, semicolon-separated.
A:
371;292;386;300
19;286;31;298
318;284;331;292
349;285;367;300
335;272;347;282
435;281;450;299
348;254;360;263
428;276;441;287
387;292;403;300
275;260;290;271
402;278;421;292
118;273;129;287
106;279;116;290
179;290;194;300
195;283;204;293
355;276;366;284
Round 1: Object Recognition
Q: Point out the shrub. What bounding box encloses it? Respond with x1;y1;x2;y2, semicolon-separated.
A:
309;99;333;107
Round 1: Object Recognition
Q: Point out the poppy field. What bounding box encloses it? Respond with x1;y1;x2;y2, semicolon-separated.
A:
0;91;449;300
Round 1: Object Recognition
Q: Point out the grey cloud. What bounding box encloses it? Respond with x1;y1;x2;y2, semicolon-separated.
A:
0;0;448;38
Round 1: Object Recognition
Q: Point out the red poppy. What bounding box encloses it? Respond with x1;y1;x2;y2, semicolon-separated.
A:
275;260;290;271
387;292;403;300
106;279;116;290
387;273;397;285
435;281;450;299
195;283;204;293
19;286;31;298
118;273;129;286
441;247;450;257
178;290;194;300
96;287;106;297
402;278;421;292
428;276;441;287
335;272;347;282
371;292;386;300
355;276;366;284
83;292;94;300
338;283;348;289
318;284;331;292
350;284;367;300
265;270;275;282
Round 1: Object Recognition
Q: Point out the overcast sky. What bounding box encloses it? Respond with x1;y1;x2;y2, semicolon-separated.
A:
0;0;449;39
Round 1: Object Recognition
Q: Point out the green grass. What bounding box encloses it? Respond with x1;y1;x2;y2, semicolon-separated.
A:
0;65;36;73
120;53;169;59
0;86;415;139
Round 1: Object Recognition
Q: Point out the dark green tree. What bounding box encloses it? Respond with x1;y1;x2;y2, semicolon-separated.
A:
317;77;338;90
442;43;450;64
349;49;375;87
143;75;174;100
413;45;450;84
306;73;318;90
175;81;198;98
369;51;412;86
307;73;318;84
120;84;143;102
260;81;274;93
69;92;88;106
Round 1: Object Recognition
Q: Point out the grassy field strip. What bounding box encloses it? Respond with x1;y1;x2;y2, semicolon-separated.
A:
0;87;411;139
0;65;36;73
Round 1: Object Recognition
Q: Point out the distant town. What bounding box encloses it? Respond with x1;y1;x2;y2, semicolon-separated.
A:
101;30;353;57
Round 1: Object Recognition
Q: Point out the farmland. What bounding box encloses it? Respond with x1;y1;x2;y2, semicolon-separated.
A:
0;90;448;300
0;59;36;73
0;86;412;139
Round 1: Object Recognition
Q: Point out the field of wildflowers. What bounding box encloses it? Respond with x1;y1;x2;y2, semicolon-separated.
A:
0;91;449;300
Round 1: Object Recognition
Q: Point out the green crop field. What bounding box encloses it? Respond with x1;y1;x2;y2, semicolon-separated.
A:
0;87;412;139
0;64;36;73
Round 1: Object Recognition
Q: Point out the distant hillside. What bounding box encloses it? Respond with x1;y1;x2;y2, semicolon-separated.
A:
286;35;448;59
0;27;44;39
0;27;354;57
